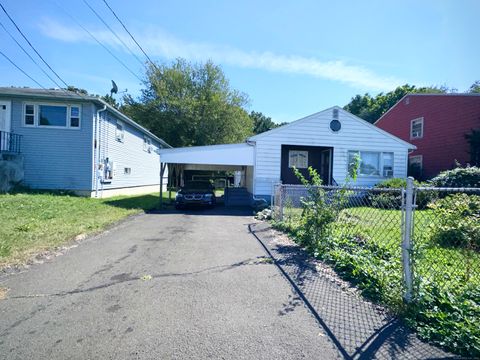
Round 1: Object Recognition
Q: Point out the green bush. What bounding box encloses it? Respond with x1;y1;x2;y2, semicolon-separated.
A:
428;194;480;250
430;166;480;188
369;178;434;209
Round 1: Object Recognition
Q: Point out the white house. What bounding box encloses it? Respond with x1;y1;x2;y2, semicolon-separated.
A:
159;107;415;204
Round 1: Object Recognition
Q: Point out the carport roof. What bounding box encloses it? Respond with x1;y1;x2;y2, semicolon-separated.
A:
159;142;254;166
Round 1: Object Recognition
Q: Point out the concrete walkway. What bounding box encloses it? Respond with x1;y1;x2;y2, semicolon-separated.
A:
0;209;341;359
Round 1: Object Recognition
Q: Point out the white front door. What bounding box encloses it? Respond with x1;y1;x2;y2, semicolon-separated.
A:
0;101;11;132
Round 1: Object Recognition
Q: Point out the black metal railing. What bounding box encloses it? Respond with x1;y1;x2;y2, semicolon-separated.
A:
0;130;22;153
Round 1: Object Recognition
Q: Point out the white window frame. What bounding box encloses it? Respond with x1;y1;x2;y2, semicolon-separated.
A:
288;150;308;169
410;117;424;139
116;121;125;142
348;150;395;178
143;136;152;153
409;155;423;170
22;102;81;129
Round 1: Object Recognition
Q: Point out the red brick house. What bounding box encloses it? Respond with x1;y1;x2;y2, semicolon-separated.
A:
375;94;480;179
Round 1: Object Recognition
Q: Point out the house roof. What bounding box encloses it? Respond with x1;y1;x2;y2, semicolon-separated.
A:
248;106;416;149
159;142;254;166
374;93;480;125
0;87;171;148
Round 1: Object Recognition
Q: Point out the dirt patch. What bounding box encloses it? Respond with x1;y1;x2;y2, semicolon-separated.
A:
0;287;9;300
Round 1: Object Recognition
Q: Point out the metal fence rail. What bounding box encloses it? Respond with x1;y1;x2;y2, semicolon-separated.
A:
272;178;480;354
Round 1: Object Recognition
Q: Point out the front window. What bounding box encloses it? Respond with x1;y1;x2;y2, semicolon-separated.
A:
360;151;380;176
289;150;308;169
24;103;81;128
39;105;67;127
382;152;394;177
348;151;394;177
411;117;424;139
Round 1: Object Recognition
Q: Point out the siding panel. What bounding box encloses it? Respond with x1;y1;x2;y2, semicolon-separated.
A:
253;108;410;196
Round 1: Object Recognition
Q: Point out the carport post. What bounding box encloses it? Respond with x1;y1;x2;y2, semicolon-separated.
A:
159;163;167;209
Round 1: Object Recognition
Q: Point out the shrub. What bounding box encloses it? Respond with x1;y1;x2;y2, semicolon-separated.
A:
430;166;480;188
369;178;434;209
428;194;480;250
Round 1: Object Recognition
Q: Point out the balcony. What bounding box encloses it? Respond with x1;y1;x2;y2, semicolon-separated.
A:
0;131;22;154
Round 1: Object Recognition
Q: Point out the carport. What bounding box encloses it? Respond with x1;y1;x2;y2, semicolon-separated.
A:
159;143;255;206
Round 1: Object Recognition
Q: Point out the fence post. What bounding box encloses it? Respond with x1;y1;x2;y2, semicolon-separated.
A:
279;185;284;221
402;177;414;302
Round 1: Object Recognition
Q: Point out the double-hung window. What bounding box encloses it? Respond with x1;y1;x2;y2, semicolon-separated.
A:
410;117;424;139
348;151;394;178
23;103;81;128
288;150;308;169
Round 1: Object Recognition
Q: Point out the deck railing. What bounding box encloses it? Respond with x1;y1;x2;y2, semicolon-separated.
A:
0;130;22;154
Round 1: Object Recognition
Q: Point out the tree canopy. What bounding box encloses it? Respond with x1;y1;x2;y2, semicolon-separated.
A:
250;111;285;134
343;84;449;123
122;59;253;147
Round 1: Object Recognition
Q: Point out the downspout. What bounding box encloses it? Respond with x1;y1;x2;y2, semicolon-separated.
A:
94;104;107;198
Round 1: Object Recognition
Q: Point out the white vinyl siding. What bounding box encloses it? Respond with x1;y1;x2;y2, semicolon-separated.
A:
253;108;411;195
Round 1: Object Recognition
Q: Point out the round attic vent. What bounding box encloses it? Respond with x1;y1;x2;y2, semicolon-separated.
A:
330;119;341;132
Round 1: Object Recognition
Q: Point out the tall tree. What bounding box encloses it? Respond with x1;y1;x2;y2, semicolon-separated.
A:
468;80;480;93
344;84;449;123
250;111;282;134
122;59;253;147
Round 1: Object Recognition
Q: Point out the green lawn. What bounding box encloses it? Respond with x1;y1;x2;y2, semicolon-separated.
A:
0;191;170;268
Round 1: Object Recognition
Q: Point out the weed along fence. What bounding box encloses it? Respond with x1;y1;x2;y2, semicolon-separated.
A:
272;178;480;356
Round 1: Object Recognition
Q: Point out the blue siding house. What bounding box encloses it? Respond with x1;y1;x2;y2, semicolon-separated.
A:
0;87;170;197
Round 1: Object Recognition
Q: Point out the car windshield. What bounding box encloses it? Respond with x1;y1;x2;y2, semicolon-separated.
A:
183;181;214;190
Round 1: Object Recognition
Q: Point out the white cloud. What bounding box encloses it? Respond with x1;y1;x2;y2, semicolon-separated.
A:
39;18;403;91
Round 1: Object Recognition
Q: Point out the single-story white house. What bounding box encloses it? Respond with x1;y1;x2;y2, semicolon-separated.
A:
159;107;415;204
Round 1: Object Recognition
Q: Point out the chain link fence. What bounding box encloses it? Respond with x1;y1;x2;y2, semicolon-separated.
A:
272;179;480;355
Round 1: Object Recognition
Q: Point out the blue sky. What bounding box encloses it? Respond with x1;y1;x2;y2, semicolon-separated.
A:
0;0;478;122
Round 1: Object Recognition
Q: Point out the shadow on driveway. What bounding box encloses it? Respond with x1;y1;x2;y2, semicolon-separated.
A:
249;222;459;360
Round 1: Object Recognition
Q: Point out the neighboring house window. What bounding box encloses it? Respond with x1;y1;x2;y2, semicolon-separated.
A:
70;106;80;127
409;155;423;171
410;117;424;139
23;103;81;128
143;136;152;152
24;104;35;126
39;105;67;126
289;150;308;169
116;121;124;142
348;151;394;177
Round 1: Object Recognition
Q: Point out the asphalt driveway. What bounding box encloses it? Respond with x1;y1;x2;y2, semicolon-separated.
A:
0;208;341;359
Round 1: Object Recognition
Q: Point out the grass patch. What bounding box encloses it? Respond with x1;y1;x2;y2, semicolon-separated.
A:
0;190;170;268
275;206;480;357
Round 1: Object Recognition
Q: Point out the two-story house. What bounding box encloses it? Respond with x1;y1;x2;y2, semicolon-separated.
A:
0;87;170;197
375;94;480;179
